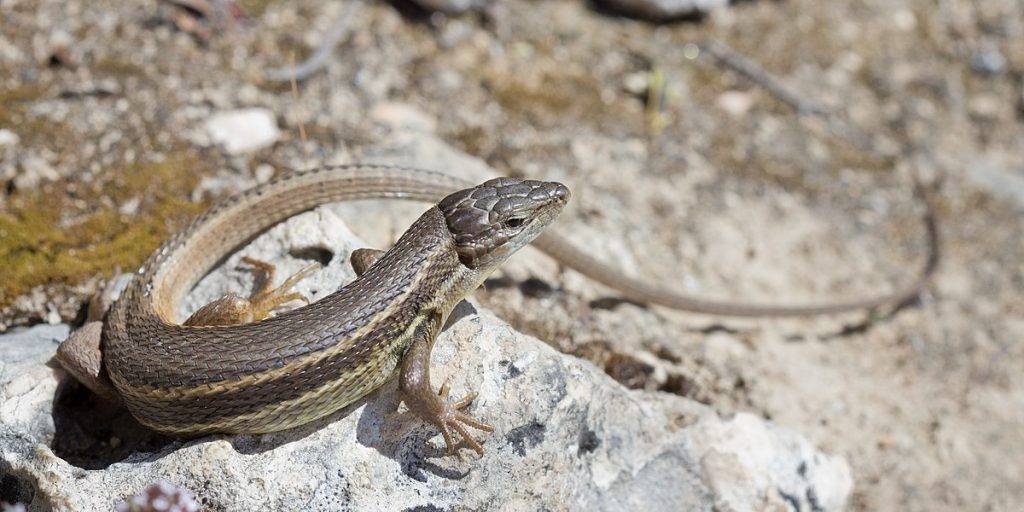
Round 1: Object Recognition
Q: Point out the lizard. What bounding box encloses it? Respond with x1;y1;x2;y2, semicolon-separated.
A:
55;163;937;457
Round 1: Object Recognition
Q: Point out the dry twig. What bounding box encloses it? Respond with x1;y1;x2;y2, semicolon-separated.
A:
697;39;874;151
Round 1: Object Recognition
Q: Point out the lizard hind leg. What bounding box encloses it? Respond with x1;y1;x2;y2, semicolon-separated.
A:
183;257;321;326
55;274;133;401
243;256;321;320
56;321;121;402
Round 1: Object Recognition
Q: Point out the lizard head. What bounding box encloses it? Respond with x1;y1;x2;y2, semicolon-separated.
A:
438;177;570;271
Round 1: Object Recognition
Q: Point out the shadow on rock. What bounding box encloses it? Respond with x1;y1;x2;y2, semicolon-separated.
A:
354;381;472;482
50;379;173;470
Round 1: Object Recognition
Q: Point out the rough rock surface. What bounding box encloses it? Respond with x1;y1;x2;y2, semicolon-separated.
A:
0;202;851;511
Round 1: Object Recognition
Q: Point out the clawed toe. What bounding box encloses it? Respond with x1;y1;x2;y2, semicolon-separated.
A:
451;392;477;410
435;394;493;458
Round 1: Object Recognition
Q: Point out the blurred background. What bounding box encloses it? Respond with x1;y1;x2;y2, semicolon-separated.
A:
1;0;1022;510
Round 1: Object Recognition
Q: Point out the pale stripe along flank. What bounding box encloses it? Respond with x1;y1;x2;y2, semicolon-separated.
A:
133;311;439;435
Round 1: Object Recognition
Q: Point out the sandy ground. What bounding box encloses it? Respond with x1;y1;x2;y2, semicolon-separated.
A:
2;0;1023;510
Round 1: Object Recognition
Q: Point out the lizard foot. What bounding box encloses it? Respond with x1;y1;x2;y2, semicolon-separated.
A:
243;256;321;320
183;257;320;326
399;315;493;459
432;377;494;458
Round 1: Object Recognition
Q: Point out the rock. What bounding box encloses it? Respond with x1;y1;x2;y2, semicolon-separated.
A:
964;154;1024;209
410;0;494;14
891;9;917;31
968;94;1002;120
0;130;19;148
203;109;281;155
595;0;727;21
86;273;134;322
0;324;69;456
622;71;649;96
716;90;756;118
1;181;851;511
370;102;438;134
13;155;58;191
970;48;1006;76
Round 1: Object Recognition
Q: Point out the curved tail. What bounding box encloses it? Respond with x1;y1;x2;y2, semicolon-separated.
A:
533;179;939;317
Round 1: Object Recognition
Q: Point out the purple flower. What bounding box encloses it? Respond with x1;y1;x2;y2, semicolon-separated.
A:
116;480;200;512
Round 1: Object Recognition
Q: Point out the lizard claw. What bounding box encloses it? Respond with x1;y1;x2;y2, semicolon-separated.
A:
434;393;493;458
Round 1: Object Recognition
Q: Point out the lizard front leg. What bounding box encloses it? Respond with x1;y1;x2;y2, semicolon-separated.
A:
400;310;494;457
360;246;493;455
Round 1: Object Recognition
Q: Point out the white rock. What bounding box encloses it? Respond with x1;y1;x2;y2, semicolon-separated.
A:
2;216;851;512
254;164;275;184
964;154;1024;209
0;129;19;147
622;72;649;96
0;324;68;439
370;102;438;134
717;90;756;117
204;108;281;155
13;154;58;190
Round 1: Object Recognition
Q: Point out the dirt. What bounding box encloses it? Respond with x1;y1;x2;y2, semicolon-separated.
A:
1;0;1022;510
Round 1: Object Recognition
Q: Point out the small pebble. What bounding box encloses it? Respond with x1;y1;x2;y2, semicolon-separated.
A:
255;164;275;184
14;155;58;190
623;72;649;96
204;108;281;155
970;48;1006;76
717;90;755;117
370;102;437;133
0;129;19;147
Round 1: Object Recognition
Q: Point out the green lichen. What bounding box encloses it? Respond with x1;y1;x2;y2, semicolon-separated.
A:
238;0;284;17
0;83;48;105
93;57;145;78
0;155;210;306
486;68;640;131
0;83;48;129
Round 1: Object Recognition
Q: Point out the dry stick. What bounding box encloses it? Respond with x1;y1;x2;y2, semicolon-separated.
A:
698;39;875;152
289;51;309;148
264;1;361;83
698;40;827;117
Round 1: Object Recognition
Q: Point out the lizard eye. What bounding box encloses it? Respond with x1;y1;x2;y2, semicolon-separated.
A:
506;217;526;229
